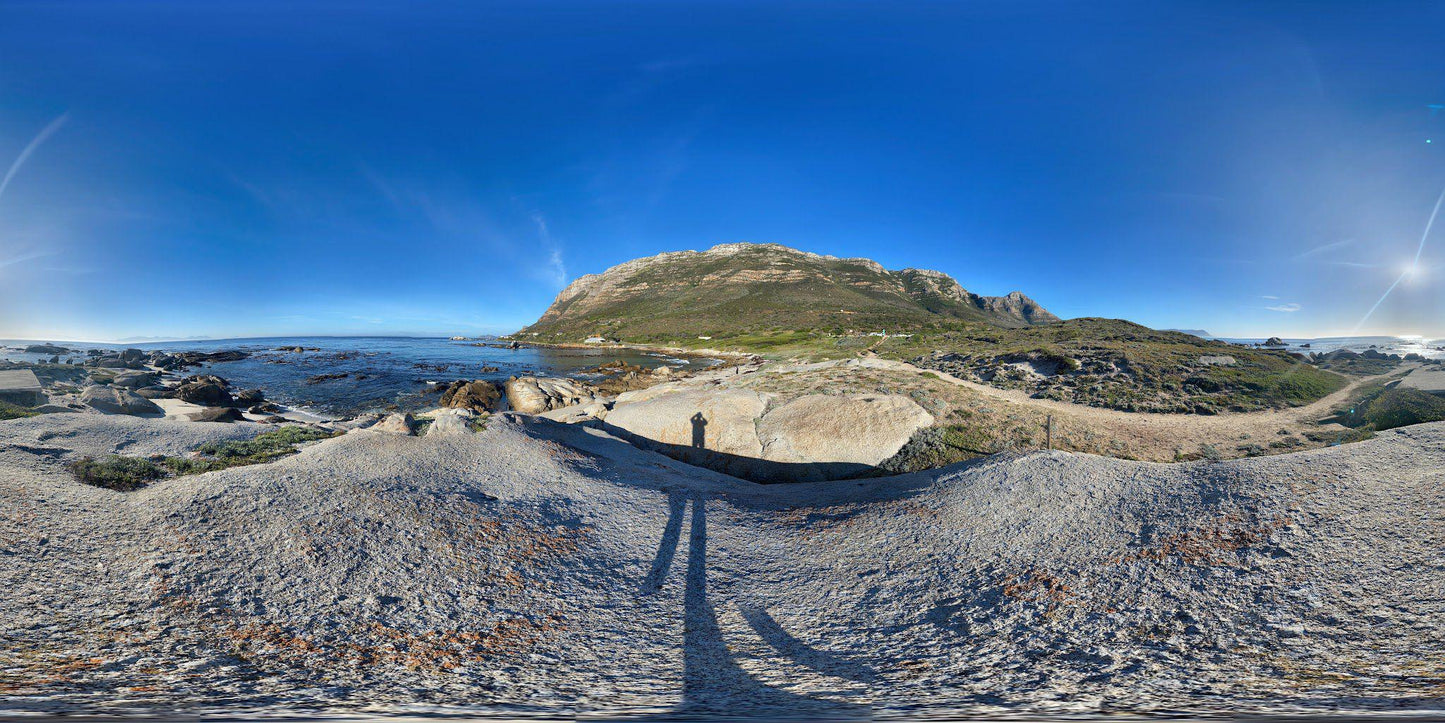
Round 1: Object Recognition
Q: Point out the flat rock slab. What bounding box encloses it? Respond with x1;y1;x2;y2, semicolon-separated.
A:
1400;367;1445;395
757;394;933;466
0;369;42;405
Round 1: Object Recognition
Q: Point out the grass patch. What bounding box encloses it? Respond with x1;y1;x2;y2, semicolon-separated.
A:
68;456;168;491
67;426;340;490
0;400;39;420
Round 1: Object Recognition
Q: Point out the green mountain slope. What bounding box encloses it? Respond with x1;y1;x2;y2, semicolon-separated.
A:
517;243;1058;342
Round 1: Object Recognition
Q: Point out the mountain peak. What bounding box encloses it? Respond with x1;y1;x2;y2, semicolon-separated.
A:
520;243;1058;341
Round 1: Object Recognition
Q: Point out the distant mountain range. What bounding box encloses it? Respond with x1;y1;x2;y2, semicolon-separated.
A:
518;243;1059;342
1166;329;1213;338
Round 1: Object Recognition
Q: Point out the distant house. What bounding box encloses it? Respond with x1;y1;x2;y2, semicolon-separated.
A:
584;336;607;344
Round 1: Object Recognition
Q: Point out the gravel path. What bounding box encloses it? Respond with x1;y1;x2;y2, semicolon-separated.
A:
1;413;1441;717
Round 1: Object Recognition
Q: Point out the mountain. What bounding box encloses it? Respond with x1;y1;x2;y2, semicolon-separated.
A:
518;243;1058;342
1166;329;1214;339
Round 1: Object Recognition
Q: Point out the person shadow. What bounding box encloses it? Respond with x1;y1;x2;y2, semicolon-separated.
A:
690;412;707;449
641;490;874;717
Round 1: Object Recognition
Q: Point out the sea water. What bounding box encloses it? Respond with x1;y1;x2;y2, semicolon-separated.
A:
0;336;710;416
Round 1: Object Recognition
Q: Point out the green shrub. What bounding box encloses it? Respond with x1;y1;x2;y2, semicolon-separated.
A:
0;401;38;420
877;424;996;474
68;426;339;488
1337;385;1445;431
67;456;167;491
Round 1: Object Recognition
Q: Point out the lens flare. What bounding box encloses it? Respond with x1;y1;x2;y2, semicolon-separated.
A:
1351;185;1444;332
0;112;69;207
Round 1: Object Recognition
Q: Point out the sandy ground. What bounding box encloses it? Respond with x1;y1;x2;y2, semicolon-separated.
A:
0;412;1441;718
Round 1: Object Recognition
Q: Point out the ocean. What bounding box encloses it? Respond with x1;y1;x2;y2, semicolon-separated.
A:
0;336;711;417
1211;335;1445;359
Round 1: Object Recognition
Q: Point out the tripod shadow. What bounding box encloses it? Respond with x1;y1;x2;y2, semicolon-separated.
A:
644;490;873;717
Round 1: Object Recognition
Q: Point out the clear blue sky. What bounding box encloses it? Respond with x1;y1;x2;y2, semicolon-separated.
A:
1;0;1443;341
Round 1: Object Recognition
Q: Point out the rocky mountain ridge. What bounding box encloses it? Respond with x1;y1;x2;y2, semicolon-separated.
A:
520;243;1058;342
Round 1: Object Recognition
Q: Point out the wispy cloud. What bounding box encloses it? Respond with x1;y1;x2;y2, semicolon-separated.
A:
1260;294;1279;300
1266;302;1302;312
0;249;55;270
1295;239;1353;260
531;213;568;287
0;112;69;207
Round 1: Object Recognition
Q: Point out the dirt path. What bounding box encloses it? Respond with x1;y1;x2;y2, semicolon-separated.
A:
859;358;1410;460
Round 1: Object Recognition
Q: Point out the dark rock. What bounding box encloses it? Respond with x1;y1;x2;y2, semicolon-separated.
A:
133;387;173;400
249;402;282;414
1263;337;1287;347
233;388;265;407
24;344;69;354
119;348;145;363
305;373;349;384
175;381;234;407
188;407;245;423
438;380;502;413
181;374;228;387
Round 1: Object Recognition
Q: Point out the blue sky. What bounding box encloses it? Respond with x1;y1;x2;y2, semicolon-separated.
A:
1;0;1443;341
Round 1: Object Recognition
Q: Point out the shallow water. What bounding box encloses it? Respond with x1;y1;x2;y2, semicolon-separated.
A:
0;336;710;416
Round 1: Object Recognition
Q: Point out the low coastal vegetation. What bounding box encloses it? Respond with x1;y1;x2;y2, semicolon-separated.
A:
0;400;39;420
67;426;339;490
1332;382;1445;432
610;318;1350;414
67;455;168;491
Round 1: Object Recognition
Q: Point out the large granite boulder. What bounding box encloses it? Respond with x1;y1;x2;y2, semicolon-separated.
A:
756;395;933;467
605;387;769;460
80;386;163;416
110;370;159;389
425;408;476;436
504;376;598;414
601;387;932;482
372;412;416;436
